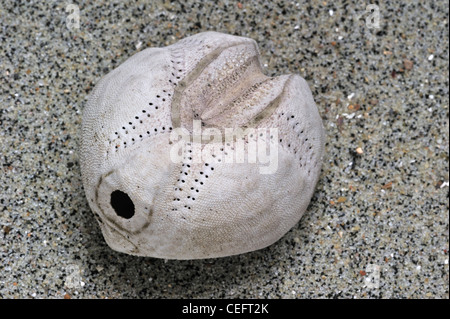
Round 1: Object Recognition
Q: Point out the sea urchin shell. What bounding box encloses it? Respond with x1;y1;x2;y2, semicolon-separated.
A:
80;32;325;259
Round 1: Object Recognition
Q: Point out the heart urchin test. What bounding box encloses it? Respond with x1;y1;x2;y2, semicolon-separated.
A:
80;32;325;259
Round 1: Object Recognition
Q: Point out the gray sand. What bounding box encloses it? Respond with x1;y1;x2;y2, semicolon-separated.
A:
0;0;448;298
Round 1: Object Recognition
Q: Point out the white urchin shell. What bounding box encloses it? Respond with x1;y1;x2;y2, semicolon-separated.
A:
80;32;325;259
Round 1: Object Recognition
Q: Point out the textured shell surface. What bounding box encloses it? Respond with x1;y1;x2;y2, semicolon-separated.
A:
80;31;325;259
